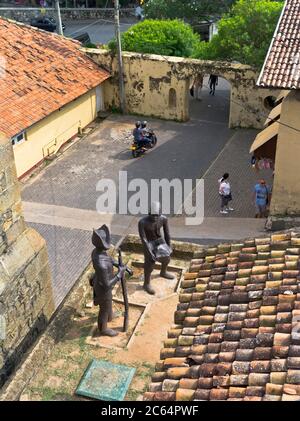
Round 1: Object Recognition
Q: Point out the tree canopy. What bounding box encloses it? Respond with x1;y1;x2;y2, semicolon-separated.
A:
108;19;200;58
144;0;237;22
193;0;284;68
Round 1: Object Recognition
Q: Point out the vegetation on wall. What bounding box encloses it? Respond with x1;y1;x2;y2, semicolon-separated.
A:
193;0;284;68
108;19;200;58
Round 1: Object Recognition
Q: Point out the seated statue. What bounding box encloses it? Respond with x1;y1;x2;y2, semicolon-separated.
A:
138;202;175;295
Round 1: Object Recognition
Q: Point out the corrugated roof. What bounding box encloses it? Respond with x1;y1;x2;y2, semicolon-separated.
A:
145;231;300;401
0;18;110;138
257;0;300;89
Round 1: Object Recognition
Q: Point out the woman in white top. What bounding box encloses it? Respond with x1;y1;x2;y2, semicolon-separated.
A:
218;173;234;214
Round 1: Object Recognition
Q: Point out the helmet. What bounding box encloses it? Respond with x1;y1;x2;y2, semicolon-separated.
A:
141;121;147;128
135;121;141;128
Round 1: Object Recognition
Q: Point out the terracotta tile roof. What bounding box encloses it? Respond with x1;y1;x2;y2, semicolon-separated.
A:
145;231;300;401
0;18;110;138
257;0;300;89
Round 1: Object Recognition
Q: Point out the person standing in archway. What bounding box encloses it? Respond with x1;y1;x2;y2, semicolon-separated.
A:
209;74;218;95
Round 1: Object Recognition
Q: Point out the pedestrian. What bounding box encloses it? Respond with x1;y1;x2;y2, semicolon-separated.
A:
189;84;194;98
209;74;218;95
135;4;144;21
253;179;271;218
218;173;234;214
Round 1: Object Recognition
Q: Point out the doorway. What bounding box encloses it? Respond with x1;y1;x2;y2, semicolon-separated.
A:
188;75;231;125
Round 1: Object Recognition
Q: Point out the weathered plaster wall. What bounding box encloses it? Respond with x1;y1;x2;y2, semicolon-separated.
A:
88;49;277;129
0;133;55;387
270;91;300;216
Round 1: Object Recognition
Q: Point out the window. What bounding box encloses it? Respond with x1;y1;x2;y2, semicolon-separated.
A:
169;88;177;109
11;131;26;146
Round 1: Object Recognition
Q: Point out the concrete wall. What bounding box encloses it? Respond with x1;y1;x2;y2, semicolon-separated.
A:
13;87;101;178
88;49;278;129
0;7;134;23
270;90;300;216
0;132;55;387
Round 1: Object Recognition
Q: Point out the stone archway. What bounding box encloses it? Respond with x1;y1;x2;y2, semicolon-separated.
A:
89;51;279;129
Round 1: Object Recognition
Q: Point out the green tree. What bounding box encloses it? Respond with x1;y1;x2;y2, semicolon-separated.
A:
193;0;284;68
108;19;200;58
144;0;237;22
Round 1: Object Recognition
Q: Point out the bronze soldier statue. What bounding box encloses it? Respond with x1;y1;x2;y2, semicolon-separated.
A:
138;202;175;295
91;225;126;337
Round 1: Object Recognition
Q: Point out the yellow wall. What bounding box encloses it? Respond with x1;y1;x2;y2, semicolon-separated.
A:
89;49;277;129
13;87;100;178
270;90;300;215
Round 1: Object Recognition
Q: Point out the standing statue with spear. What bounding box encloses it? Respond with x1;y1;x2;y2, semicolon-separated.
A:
90;225;132;337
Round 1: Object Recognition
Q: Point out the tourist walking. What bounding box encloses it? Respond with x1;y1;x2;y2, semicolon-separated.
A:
253;179;271;218
219;173;234;214
209;74;218;95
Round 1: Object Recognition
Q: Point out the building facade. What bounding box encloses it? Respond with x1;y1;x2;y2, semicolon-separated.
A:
0;18;109;178
251;0;300;223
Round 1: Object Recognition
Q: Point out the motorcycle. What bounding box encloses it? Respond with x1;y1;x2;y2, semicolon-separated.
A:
130;129;158;158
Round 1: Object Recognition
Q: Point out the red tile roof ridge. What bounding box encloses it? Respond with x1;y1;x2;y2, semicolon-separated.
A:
146;228;300;401
0;15;81;46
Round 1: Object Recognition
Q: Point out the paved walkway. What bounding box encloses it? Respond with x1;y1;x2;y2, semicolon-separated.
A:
24;201;266;242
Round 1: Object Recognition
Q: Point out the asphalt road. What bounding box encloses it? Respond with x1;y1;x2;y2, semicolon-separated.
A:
64;18;135;44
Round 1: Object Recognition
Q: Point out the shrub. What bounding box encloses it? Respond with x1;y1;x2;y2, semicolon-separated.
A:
108;19;200;58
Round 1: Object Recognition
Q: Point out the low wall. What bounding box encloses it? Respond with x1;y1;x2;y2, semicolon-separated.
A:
88;49;277;129
0;7;134;22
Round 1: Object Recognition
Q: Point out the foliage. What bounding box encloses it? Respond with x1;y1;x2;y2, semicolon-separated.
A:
85;43;98;49
192;0;284;68
144;0;237;22
108;19;200;58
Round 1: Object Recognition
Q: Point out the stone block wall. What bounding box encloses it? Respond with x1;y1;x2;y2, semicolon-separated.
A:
0;133;55;387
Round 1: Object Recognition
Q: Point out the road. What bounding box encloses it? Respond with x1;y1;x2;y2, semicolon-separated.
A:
64;18;135;44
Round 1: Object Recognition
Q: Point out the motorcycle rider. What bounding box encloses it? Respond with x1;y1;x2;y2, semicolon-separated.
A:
133;121;143;143
133;121;151;148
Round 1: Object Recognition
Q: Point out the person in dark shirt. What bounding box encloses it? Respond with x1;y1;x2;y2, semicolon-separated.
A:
209;74;218;95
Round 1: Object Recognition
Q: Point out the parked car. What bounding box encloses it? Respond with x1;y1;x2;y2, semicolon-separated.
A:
30;16;66;33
